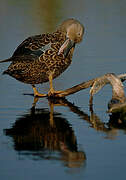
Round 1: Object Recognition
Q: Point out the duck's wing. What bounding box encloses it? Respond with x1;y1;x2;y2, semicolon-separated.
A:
0;33;56;63
12;34;54;57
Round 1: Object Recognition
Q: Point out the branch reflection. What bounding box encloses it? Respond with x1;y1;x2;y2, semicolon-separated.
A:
4;96;126;168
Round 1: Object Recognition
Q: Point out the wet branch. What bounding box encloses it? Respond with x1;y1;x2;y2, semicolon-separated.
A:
55;73;126;98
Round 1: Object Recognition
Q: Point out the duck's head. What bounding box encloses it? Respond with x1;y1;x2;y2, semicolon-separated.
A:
58;18;84;57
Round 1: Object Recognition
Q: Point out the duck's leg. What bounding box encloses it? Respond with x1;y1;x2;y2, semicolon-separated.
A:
32;97;39;108
32;85;47;97
48;74;63;96
49;101;55;127
48;74;55;96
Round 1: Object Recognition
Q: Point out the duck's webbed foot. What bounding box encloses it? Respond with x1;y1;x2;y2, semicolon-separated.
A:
48;73;63;97
48;89;63;97
32;85;47;97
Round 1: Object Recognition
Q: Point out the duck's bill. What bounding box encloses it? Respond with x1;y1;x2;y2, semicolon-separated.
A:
58;39;75;58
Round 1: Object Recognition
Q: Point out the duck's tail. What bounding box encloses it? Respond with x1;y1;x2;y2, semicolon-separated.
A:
2;70;8;75
0;58;11;63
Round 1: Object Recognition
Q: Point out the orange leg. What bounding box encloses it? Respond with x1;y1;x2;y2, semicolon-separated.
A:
48;74;63;96
32;85;47;97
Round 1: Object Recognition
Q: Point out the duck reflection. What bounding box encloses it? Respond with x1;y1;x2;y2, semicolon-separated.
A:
4;98;86;168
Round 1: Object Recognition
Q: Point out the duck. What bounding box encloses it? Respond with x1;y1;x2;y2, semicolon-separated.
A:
0;18;84;97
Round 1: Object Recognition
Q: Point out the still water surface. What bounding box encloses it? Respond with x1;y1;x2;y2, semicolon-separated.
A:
0;0;126;179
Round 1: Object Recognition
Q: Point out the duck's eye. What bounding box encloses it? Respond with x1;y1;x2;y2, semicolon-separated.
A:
77;32;81;37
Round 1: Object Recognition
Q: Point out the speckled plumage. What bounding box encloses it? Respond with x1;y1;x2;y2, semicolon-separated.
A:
1;18;84;96
4;32;74;84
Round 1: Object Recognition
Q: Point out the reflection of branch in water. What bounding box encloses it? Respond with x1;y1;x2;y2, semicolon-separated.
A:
108;112;126;130
48;98;126;138
31;97;126;138
4;102;86;169
46;99;120;139
28;96;126;139
4;93;126;168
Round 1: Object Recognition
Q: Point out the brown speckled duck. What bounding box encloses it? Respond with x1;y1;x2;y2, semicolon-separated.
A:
0;18;84;97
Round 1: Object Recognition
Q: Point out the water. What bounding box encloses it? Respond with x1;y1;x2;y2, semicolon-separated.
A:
0;0;126;179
